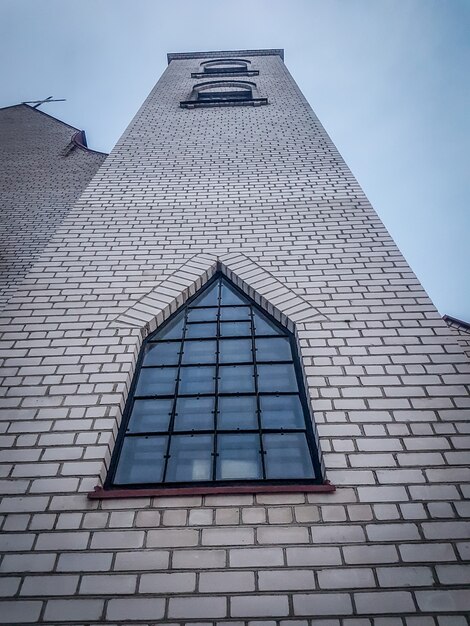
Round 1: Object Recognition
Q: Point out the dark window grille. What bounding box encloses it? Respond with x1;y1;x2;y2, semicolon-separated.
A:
106;274;323;489
198;90;252;102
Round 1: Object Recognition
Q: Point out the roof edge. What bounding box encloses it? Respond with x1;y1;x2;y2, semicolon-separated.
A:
167;49;284;64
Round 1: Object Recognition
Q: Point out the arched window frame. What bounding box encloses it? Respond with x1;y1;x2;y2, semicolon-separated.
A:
191;58;259;79
104;273;325;495
180;80;267;109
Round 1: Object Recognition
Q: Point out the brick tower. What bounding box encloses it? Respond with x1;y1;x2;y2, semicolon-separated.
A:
1;50;469;624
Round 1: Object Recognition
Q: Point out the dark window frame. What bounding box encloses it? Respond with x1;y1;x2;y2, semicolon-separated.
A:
191;58;259;79
103;273;325;494
180;80;267;109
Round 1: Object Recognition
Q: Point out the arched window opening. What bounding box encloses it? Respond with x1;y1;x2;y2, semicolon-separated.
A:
191;58;259;79
106;274;323;490
180;81;267;108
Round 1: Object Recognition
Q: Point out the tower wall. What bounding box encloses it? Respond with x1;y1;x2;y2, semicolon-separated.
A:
0;51;469;624
0;104;106;309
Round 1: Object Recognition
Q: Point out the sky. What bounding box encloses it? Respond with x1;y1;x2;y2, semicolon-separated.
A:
1;0;469;320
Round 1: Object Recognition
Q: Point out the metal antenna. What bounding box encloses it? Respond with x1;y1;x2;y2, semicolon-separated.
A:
22;96;66;109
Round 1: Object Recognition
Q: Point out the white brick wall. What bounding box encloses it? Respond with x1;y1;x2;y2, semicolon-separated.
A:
0;104;106;309
0;49;469;624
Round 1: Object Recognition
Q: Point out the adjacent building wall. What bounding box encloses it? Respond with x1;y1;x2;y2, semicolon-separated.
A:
0;104;106;309
0;51;469;624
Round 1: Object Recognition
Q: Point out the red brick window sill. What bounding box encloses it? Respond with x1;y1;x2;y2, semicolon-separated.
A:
88;482;336;500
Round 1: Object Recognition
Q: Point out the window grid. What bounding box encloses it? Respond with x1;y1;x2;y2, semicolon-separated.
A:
107;275;322;488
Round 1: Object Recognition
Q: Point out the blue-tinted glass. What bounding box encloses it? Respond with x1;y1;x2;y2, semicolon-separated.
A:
256;337;292;362
219;365;255;393
191;281;219;307
218;396;258;430
216;434;262;480
220;321;251;337
181;340;217;364
253;310;283;336
220;281;249;305
127;399;172;433
174;396;215;431
165;435;213;482
143;342;181;366
219;339;252;364
114;436;167;484
187;308;218;322
186;323;217;339
257;364;298;393
179;366;215;395
135;367;177;396
220;306;251;321
259;395;304;429
154;311;185;340
263;433;315;479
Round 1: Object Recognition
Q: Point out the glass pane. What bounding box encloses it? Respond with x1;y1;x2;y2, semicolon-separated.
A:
216;434;262;480
186;322;217;339
219;365;255;393
259;395;304;429
220;321;251;337
191;281;219;307
179;366;215;395
220;281;249;305
256;337;293;362
181;340;217;364
253;310;284;336
114;436;167;484
165;435;213;482
218;396;258;430
187;308;218;322
154;311;185;340
257;364;298;393
127;399;172;433
143;342;181;366
220;306;251;321
174;396;215;431
135;367;177;396
219;339;252;364
263;433;315;479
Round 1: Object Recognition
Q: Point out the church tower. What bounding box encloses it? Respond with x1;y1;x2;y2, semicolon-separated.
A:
1;49;469;624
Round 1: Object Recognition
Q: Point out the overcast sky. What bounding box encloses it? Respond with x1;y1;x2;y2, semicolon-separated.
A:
1;0;469;320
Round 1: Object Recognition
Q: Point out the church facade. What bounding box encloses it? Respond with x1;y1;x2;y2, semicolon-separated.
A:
0;49;469;624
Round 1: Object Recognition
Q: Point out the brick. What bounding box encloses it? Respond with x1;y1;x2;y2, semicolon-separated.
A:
231;595;289;617
230;547;284;568
293;593;352;616
343;545;398;565
257;526;309;544
200;571;255;592
377;566;434;587
147;528;199;547
173;548;226;569
355;591;415;614
20;575;79;596
106;597;165;621
399;543;457;563
287;547;341;566
90;530;144;549
416;590;470;613
139;572;196;593
44;599;104;621
1;553;56;572
80;574;137;594
202;527;253;546
318;567;375;589
0;601;42;624
259;569;315;591
168;596;227;618
114;550;170;570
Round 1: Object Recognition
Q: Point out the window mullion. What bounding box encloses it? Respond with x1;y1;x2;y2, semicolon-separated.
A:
161;308;188;483
250;304;266;479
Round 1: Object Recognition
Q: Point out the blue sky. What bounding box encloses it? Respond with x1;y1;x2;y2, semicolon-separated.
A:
1;0;469;320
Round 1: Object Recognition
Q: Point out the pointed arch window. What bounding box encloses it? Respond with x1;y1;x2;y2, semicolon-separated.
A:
106;275;323;491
